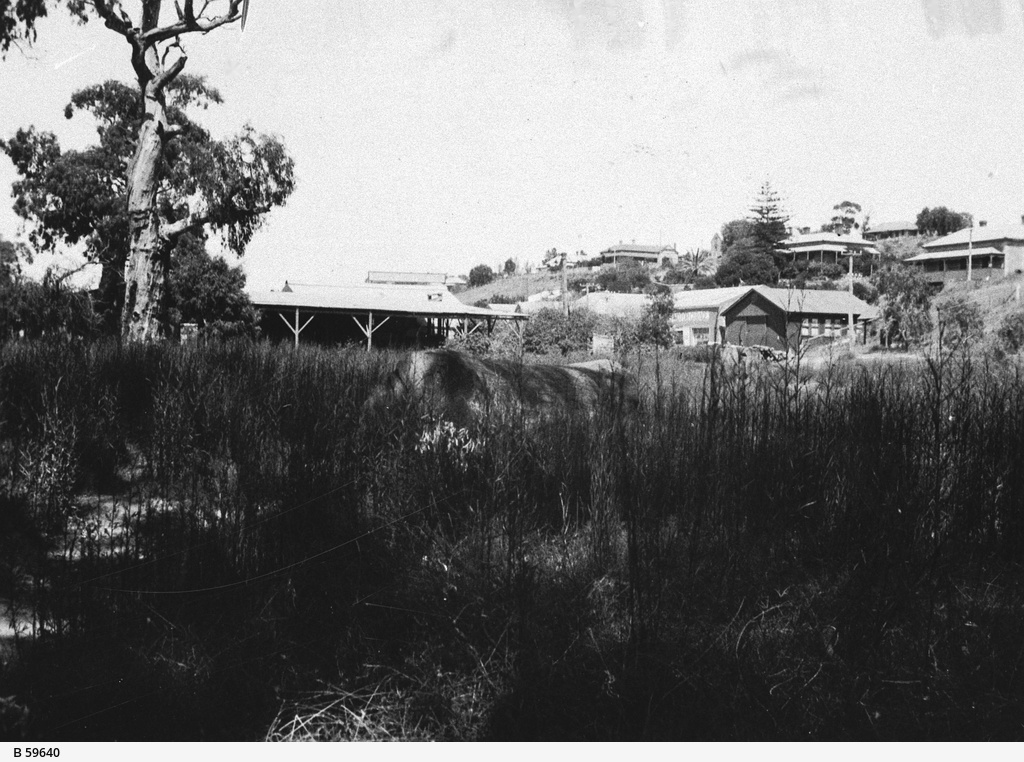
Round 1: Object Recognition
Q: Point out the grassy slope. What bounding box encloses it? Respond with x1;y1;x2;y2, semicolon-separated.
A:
456;271;562;305
934;273;1024;335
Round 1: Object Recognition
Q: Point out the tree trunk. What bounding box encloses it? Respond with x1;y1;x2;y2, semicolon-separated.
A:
121;28;175;342
121;109;166;341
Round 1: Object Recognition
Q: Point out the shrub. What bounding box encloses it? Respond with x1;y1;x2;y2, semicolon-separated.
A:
522;307;596;355
596;262;650;293
937;296;984;347
997;310;1024;354
468;264;496;288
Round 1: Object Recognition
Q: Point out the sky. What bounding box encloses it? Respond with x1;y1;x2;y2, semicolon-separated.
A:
1;0;1024;290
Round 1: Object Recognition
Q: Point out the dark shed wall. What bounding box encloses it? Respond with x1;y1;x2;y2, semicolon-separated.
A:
723;292;788;350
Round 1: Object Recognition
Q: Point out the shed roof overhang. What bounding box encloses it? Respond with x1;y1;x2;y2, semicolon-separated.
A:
249;287;528;322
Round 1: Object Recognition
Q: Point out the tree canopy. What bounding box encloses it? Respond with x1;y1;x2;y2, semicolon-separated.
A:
747;181;790;277
821;200;863;235
1;76;292;334
468;264;496;288
917;207;972;237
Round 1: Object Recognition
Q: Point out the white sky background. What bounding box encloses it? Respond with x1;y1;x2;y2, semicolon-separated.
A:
1;0;1023;289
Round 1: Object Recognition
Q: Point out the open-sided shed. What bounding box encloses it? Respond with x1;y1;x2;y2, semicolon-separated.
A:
249;282;527;349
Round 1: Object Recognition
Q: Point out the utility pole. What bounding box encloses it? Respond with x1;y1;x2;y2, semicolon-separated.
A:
561;251;569;317
967;222;973;282
847;251;856;343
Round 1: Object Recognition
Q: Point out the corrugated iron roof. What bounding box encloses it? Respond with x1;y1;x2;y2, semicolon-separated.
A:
249;283;524;320
672;286;752;312
906;246;1002;262
923;224;1024;249
745;286;879;319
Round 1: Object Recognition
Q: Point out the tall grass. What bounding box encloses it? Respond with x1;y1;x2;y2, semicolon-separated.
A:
2;339;1024;740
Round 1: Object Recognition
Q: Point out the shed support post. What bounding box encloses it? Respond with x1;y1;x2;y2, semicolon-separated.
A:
279;308;315;347
352;312;391;351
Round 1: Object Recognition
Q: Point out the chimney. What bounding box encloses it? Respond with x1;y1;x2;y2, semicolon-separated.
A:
979;220;987;228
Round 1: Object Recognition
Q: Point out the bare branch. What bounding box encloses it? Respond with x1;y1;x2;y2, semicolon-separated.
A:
161;213;208;242
142;0;243;44
152;51;188;91
183;0;196;26
92;0;134;38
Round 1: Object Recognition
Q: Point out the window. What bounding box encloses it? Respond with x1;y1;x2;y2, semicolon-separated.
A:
691;327;710;344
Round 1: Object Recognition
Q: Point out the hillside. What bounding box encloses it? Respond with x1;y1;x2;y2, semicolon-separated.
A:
934;274;1024;336
456;271;562;305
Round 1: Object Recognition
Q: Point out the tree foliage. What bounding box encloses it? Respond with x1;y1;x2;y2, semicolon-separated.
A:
1;77;293;334
716;248;778;287
167;233;258;338
0;237;99;342
522;307;596;355
596;261;650;293
821;200;863;235
0;0;89;55
747;181;790;277
917;207;972;237
502;258;516;276
997;310;1024;354
633;291;674;348
873;264;933;347
467;264;496;288
936;295;983;349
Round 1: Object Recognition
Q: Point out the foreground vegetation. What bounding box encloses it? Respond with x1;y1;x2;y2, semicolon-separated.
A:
3;339;1024;740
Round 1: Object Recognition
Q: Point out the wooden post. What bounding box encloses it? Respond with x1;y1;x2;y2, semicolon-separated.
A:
847;252;855;342
352;312;390;351
279;308;314;347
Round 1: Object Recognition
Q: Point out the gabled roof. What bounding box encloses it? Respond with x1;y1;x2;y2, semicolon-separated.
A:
671;286;753;312
249;283;524;320
923;224;1024;249
744;286;878;319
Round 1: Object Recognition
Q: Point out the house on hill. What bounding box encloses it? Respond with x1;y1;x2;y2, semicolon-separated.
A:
781;231;878;267
864;221;919;241
600;243;679;267
904;221;1024;285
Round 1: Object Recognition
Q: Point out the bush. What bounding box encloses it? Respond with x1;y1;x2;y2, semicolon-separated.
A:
468;264;496;288
522;307;596;355
937;296;984;347
997;310;1024;354
596;262;650;293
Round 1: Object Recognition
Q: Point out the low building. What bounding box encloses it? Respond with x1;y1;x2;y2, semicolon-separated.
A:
722;287;877;351
250;281;526;349
671;286;752;346
905;222;1024;285
863;221;919;241
366;271;467;291
599;243;679;267
781;231;878;267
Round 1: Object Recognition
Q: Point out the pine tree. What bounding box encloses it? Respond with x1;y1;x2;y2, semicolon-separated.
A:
747;181;790;281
